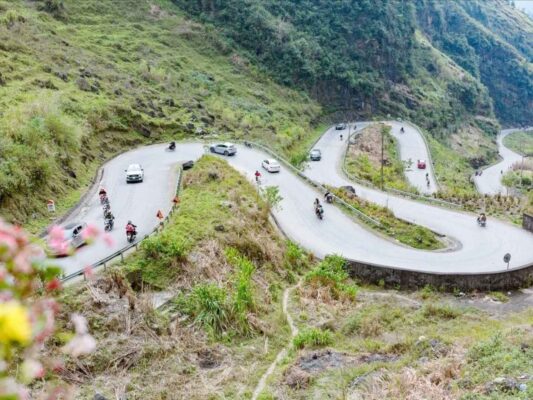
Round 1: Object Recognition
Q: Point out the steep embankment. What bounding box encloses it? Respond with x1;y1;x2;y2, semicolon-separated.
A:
0;0;321;224
172;0;533;192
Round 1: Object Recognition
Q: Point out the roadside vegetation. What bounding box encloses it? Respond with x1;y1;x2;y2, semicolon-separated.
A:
0;0;322;227
330;187;445;251
37;158;531;399
503;130;533;157
55;156;309;398
345;124;414;192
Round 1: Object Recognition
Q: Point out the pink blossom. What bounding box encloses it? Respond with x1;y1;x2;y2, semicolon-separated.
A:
13;251;32;274
48;226;65;241
21;359;44;382
71;314;88;334
81;224;99;242
83;266;94;280
62;334;96;357
0;231;18;258
102;232;115;247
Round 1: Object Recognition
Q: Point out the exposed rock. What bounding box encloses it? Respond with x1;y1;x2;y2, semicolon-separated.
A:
34;79;58;90
214;224;225;232
76;77;91;91
55;71;69;82
93;394;108;400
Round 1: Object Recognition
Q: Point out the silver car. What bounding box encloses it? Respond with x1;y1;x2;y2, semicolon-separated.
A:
310;149;322;161
210;142;237;156
125;164;144;183
50;222;87;257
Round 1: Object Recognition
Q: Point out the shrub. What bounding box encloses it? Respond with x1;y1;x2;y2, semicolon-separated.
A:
293;328;333;349
284;240;307;270
181;284;230;335
304;255;358;301
421;304;460;320
225;247;256;317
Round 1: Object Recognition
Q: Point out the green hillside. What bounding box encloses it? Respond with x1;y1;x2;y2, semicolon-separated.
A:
174;0;532;127
0;0;321;224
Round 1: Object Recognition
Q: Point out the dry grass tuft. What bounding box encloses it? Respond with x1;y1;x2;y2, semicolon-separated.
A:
353;348;465;400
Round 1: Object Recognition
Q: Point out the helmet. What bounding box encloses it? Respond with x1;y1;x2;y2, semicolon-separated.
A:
128;220;132;224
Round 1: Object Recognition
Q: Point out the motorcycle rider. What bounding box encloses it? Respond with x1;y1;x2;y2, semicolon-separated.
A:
104;210;115;230
315;202;324;218
169;141;176;150
126;220;137;238
400;126;405;133
324;191;333;203
254;170;262;183
477;212;487;226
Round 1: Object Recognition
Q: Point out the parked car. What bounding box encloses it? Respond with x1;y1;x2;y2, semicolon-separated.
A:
335;123;347;130
310;149;322;161
125;164;144;183
49;222;87;257
417;159;426;169
210;142;237;156
262;159;281;173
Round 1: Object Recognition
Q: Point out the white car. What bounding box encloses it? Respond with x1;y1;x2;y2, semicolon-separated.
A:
262;159;281;173
125;164;144;183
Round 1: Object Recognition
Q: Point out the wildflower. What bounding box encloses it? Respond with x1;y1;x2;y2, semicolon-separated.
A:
83;266;94;280
45;278;62;292
81;224;99;243
21;359;44;383
62;334;96;357
102;232;115;247
0;301;31;345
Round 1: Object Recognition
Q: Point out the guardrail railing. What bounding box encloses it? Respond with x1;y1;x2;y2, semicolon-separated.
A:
59;123;462;283
61;167;184;283
236;139;382;227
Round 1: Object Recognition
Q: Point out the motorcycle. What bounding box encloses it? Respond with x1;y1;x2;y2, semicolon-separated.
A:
167;141;176;151
126;230;137;243
325;194;334;204
104;218;114;232
244;141;252;148
103;203;111;217
477;217;487;227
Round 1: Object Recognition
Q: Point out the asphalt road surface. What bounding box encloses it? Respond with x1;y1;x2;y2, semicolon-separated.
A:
52;126;533;277
474;128;528;195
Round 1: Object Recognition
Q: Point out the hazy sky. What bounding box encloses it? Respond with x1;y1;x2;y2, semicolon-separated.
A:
515;0;533;15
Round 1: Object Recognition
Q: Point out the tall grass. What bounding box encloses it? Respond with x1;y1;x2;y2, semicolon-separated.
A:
304;255;358;301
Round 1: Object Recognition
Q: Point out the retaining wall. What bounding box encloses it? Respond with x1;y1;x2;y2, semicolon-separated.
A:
346;259;533;291
523;213;533;233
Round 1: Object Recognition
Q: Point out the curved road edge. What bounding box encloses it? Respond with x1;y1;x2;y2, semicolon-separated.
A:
474;127;533;195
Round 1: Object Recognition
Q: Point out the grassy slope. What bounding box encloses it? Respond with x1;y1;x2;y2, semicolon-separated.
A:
0;0;322;226
58;156;305;399
51;158;532;399
345;124;412;192
504;131;533;156
261;283;533;400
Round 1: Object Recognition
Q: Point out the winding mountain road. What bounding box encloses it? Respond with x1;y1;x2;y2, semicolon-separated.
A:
53;124;533;278
474;128;530;195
